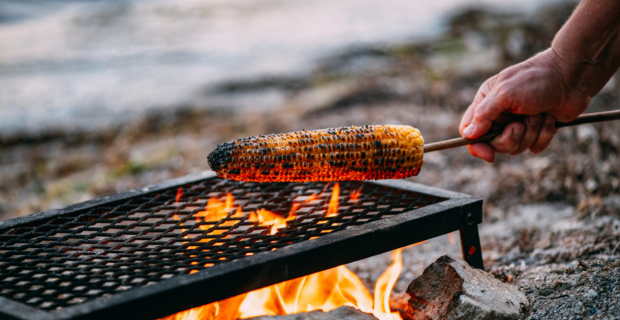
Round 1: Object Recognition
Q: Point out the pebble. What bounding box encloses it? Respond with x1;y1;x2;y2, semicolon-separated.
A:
584;289;598;300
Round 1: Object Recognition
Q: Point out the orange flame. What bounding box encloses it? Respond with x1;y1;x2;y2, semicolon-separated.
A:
162;249;404;320
196;193;235;221
251;193;322;235
373;249;403;320
174;188;183;221
163;186;406;320
326;183;340;217
289;203;300;220
289;194;318;220
236;265;374;318
249;209;289;235
350;187;362;202
173;188;187;236
192;193;243;236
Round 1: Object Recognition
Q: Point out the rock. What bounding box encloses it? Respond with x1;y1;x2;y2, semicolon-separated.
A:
584;289;598;300
246;306;377;320
406;255;530;320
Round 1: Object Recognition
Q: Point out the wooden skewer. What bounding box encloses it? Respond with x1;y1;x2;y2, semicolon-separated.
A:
423;110;620;153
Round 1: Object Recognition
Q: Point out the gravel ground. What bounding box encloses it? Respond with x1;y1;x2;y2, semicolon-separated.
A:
2;1;620;319
494;259;620;320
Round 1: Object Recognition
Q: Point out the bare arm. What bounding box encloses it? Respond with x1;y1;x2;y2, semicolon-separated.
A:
552;0;620;103
459;0;620;162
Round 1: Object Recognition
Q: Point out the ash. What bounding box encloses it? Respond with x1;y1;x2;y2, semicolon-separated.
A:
2;1;620;319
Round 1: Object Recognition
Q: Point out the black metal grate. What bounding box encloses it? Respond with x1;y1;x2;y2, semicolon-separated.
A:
0;177;445;312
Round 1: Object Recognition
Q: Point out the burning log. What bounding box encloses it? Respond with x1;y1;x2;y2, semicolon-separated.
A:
406;255;530;320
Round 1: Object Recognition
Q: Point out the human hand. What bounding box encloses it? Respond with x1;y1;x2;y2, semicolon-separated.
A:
459;49;591;162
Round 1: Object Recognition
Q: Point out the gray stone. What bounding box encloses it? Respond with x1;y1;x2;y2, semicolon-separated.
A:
246;306;377;320
407;255;530;320
584;289;598;300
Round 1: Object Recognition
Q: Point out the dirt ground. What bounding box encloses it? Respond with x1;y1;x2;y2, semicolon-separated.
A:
1;1;619;319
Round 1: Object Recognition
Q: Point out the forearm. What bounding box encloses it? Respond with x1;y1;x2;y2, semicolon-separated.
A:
459;0;620;161
551;0;620;97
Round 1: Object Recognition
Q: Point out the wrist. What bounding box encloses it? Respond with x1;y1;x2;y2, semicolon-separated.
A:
542;47;597;100
521;49;593;122
528;49;585;96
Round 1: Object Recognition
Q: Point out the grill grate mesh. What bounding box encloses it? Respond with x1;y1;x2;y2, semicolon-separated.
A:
0;178;445;311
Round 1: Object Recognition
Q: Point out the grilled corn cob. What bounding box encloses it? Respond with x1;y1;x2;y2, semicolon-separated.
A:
208;125;423;182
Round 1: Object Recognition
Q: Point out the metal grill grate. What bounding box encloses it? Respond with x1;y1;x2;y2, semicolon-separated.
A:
0;171;483;320
0;178;440;312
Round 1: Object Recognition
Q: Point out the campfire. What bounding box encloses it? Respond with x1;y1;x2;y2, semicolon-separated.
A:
163;250;404;320
0;172;482;320
163;183;404;320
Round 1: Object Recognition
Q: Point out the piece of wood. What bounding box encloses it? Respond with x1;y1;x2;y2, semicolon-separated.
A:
423;110;620;153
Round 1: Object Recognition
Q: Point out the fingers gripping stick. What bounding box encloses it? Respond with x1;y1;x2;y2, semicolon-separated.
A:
424;110;620;153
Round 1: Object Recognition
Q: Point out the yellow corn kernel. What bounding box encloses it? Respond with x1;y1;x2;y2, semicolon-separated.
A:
207;125;423;182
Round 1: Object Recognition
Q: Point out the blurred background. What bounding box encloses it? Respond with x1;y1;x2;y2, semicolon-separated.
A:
4;0;600;221
3;0;620;311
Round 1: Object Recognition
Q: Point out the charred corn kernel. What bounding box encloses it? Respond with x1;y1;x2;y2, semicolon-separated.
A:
207;125;423;182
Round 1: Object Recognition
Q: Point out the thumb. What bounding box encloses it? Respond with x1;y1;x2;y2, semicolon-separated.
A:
462;93;509;139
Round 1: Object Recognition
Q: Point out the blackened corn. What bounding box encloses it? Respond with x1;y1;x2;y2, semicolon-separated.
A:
207;125;423;182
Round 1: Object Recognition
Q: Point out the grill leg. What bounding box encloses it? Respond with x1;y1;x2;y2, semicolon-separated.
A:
459;224;484;270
